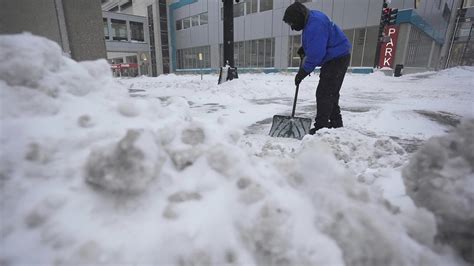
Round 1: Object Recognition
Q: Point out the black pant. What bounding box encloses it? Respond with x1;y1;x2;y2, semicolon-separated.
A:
314;54;351;130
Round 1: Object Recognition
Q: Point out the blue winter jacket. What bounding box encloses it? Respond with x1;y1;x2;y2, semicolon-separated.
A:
302;10;351;73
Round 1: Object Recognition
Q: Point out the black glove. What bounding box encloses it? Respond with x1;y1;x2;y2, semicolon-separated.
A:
297;46;305;59
295;67;309;86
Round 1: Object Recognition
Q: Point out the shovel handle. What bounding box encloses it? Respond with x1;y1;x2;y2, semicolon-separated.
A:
291;57;305;118
291;84;299;118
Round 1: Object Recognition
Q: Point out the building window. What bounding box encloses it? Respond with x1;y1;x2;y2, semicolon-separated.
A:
176;19;182;30
130;22;144;42
260;0;273;12
200;13;208;25
111;19;127;41
183;17;190;29
191;15;199;27
463;0;474;7
221;38;275;68
246;0;258;14
103;18;109;39
234;2;245;17
177;46;211;69
288;35;302;67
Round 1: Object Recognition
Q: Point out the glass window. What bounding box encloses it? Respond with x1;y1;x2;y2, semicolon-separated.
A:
257;39;265;67
200;13;208;25
103;18;109;39
343;29;354;66
352;28;366;67
177;46;211;69
238;41;245;67
111;19;127;41
362;26;378;66
260;0;273;12
250;40;258;67
176;20;182;30
183;17;190;29
264;38;273;67
234;2;244;17
288;35;302;67
191;15;199;27
130;22;144;42
246;0;258;14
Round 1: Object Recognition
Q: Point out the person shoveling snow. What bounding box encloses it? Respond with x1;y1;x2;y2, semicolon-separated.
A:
283;2;351;135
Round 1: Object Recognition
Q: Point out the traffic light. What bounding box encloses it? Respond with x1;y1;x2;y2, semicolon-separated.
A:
388;8;398;25
382;8;391;25
382;8;398;26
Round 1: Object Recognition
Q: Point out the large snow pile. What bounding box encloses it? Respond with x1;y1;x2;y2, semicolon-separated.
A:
403;119;474;262
0;34;463;265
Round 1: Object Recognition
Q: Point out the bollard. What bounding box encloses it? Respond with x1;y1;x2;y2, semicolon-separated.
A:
394;64;404;77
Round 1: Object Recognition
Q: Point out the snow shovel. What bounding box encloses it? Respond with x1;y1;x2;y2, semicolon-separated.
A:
269;84;312;140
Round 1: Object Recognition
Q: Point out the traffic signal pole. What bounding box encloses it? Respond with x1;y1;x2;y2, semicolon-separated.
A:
218;0;238;83
223;0;234;68
374;0;398;68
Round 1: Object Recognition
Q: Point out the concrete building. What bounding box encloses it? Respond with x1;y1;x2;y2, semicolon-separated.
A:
170;0;460;74
103;11;152;77
444;1;474;67
102;0;171;76
0;0;106;61
102;0;471;75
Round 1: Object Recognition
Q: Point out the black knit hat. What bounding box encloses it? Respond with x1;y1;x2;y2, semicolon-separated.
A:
283;2;309;31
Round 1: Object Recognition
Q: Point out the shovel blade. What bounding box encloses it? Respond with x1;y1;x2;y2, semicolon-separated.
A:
269;115;312;140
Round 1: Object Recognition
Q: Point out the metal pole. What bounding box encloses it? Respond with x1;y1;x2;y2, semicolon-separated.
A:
223;0;234;67
374;25;385;68
374;0;387;68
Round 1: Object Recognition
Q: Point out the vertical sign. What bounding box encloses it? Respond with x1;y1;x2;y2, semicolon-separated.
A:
378;25;399;68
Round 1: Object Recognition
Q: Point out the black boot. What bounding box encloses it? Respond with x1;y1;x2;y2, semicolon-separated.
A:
309;120;331;134
330;116;343;128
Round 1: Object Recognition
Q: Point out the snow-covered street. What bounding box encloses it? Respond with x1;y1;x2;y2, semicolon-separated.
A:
1;34;473;265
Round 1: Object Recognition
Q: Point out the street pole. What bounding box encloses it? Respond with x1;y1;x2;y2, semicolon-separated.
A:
374;0;388;68
223;0;234;68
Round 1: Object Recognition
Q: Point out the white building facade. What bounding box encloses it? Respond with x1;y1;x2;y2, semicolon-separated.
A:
104;0;460;74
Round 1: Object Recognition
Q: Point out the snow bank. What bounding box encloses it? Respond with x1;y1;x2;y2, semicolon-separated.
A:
403;119;474;262
0;34;463;265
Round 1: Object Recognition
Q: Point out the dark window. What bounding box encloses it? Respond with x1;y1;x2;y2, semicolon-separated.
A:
130;22;144;42
103;18;109;39
260;0;273;12
200;13;208;25
192;15;199;27
176;20;182;30
234;2;244;17
246;0;258;14
111;19;127;41
183;17;190;29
